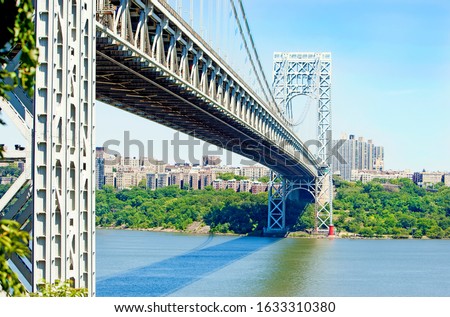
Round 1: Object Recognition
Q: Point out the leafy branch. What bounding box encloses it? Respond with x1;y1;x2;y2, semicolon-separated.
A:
0;0;37;158
0;219;30;296
0;0;38;97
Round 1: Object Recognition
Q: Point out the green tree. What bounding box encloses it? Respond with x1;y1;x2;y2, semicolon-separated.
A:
398;214;416;229
216;172;248;181
31;279;88;297
138;178;147;189
0;0;37;96
412;228;423;239
293;204;315;231
359;227;374;238
444;228;450;239
426;226;444;239
257;176;270;183
0;219;29;296
0;0;38;158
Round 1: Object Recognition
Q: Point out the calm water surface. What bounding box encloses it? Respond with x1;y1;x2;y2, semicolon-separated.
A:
96;229;450;297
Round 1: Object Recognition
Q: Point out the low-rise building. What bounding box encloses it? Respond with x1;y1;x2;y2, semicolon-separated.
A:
0;176;15;185
240;165;270;181
444;174;450;187
251;182;268;194
413;171;445;187
350;169;413;183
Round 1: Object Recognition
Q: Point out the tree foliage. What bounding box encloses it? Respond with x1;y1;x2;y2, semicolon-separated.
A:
97;186;268;234
0;0;38;158
258;176;270;183
97;178;450;239
0;164;22;199
216;172;248;181
0;219;29;296
0;218;88;296
0;0;37;97
31;279;88;297
333;178;450;238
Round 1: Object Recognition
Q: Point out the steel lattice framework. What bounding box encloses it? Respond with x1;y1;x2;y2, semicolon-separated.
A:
273;52;332;165
0;0;96;295
32;0;96;295
268;52;333;234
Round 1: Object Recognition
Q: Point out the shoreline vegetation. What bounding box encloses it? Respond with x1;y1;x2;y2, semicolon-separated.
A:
96;177;450;240
1;165;449;240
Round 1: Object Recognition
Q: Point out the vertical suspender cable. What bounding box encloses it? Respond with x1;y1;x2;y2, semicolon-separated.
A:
229;0;270;104
236;0;277;109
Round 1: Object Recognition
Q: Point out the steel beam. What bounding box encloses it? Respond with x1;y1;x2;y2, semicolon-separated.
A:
34;0;96;295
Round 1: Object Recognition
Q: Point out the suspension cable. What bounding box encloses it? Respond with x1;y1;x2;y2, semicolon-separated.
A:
236;0;278;108
229;0;271;104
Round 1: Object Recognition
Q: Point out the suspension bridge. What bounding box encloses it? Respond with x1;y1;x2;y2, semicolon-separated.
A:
0;0;333;296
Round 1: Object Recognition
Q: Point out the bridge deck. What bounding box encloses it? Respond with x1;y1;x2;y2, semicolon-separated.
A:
96;34;316;179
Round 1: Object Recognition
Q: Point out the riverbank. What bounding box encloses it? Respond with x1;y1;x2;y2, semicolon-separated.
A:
97;225;447;240
98;221;239;236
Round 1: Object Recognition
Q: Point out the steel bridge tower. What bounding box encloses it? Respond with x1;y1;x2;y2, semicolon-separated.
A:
267;52;334;235
0;0;96;295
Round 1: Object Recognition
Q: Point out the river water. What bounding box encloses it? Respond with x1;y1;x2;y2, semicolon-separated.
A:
96;229;450;297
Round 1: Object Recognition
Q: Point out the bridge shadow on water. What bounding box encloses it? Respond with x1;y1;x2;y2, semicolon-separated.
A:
97;235;281;297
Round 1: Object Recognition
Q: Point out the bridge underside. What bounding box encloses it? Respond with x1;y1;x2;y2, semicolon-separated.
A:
96;36;314;179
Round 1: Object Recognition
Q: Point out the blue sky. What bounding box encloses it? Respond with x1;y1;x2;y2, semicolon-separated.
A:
1;0;449;171
242;0;450;171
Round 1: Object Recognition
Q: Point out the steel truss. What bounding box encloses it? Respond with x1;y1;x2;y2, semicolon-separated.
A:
266;171;333;234
0;80;33;288
271;52;333;233
0;0;96;296
34;0;96;295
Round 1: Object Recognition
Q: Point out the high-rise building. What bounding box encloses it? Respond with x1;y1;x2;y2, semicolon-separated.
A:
95;157;105;189
367;140;374;172
239;180;252;192
251;182;268;194
332;134;357;181
444;174;450;187
333;134;384;180
104;172;116;188
199;170;215;188
96;146;105;159
123;157;140;168
146;173;157;190
157;173;169;188
373;146;385;171
169;172;183;187
189;172;200;190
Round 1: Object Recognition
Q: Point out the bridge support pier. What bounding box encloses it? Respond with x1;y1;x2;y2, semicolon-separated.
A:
266;171;287;235
314;169;334;235
32;0;96;295
0;0;96;296
265;171;333;236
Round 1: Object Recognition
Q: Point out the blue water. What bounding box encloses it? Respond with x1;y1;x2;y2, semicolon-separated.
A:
96;229;450;297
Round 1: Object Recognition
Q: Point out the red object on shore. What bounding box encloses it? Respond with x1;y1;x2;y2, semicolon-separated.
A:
328;224;335;236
